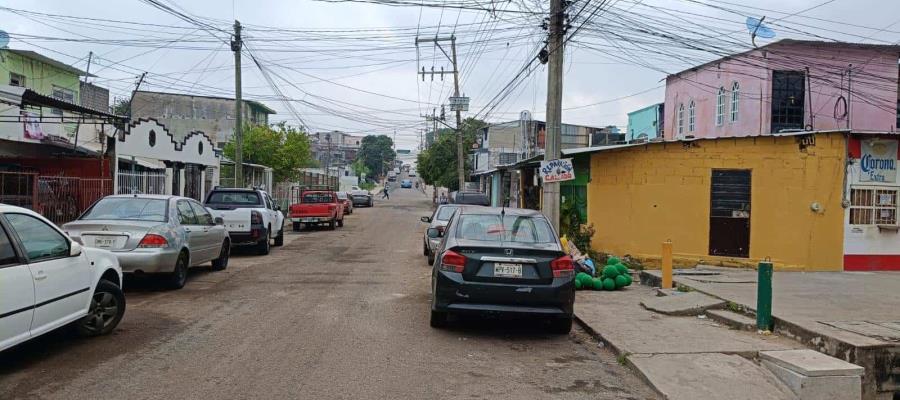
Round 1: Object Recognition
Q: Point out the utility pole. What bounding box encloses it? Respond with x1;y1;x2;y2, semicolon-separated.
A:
416;35;468;192
126;72;147;194
232;20;244;188
542;0;566;230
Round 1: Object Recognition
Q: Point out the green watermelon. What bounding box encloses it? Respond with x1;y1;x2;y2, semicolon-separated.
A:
602;265;620;279
615;263;629;275
592;278;604;290
577;273;593;287
606;256;620;265
614;274;629;289
575;279;583;290
623;274;633;286
602;278;616;291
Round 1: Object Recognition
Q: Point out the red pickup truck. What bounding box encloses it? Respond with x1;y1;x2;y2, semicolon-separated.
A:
289;189;345;231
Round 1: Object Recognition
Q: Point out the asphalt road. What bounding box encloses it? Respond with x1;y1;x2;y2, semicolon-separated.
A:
0;181;658;400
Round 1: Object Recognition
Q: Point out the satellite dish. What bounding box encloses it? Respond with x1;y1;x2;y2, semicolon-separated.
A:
746;16;776;47
0;30;9;48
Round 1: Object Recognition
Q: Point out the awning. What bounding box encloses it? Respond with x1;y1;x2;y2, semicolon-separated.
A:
0;84;125;121
119;156;166;169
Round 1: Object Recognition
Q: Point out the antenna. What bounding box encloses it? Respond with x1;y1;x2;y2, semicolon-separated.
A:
746;16;776;47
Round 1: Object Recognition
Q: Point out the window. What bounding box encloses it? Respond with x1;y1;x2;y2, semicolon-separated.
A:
0;224;19;266
688;100;696;132
849;187;898;225
206;191;262;206
435;205;460;222
455;214;555;244
50;85;76;116
9;73;25;87
176;201;199;225
771;71;806;132
5;213;69;261
730;82;740;122
189;201;214;225
301;193;334;203
81;198;168;222
716;87;726;126
677;103;685;136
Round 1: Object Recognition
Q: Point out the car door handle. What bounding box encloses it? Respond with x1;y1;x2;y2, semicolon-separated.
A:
34;272;47;281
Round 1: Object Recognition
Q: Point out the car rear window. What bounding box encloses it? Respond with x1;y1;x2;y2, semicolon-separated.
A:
435;206;459;221
206;191;262;206
81;197;168;222
456;214;555;243
302;192;334;203
336;192;348;200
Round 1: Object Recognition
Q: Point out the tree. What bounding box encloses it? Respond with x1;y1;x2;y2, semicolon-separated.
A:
111;97;130;116
223;122;314;183
356;135;395;178
417;117;486;191
349;158;370;181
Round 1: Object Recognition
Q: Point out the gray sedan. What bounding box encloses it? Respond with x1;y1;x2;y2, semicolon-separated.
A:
64;195;230;289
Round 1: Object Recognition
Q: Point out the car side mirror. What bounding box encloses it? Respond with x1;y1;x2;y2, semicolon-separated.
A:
214;217;224;225
421;216;432;223
70;241;83;257
427;228;441;238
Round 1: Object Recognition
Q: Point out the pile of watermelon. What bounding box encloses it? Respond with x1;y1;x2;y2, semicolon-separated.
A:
574;256;633;291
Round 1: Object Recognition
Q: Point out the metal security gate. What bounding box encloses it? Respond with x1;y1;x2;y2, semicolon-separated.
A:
709;169;751;258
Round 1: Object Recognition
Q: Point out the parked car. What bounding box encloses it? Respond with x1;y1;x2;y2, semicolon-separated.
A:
400;179;413;189
64;195;230;290
204;188;284;255
449;191;491;206
0;204;125;352
428;207;575;333
420;204;460;265
336;191;353;214
288;189;344;231
349;187;374;207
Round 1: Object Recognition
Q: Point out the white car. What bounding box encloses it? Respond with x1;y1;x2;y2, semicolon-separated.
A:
204;188;284;255
0;205;125;352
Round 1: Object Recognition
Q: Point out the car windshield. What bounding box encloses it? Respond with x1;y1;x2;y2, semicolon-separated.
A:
435;206;459;221
303;192;334;203
455;214;555;244
81;197;168;222
206;191;262;206
336;192;348;200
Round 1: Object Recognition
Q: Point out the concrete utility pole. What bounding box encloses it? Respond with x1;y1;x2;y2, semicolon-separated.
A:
416;35;466;191
232;20;244;188
542;0;566;230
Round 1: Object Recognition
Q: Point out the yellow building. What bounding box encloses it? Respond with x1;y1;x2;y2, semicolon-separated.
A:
584;131;847;271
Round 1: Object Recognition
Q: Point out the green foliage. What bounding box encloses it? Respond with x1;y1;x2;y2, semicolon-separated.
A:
112;97;130;116
357;135;396;179
350;158;370;179
223;122;314;183
417;117;486;191
561;197;595;258
358;182;375;191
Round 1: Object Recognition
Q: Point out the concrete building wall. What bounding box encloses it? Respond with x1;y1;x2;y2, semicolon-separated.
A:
0;50;81;99
587;132;847;271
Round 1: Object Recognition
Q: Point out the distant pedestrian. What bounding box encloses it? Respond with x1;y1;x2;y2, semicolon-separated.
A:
382;185;390;199
439;193;447;204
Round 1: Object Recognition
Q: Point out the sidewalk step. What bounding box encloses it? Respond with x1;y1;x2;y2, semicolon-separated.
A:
760;350;863;400
707;309;757;331
640;291;726;316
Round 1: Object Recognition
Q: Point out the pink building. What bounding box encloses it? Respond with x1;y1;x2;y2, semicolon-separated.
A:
663;40;900;139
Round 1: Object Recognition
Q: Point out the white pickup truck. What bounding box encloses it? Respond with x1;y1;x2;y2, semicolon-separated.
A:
203;188;285;255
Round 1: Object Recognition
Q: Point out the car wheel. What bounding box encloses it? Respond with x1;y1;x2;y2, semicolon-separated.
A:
329;218;336;230
76;279;126;337
549;317;573;334
337;218;344;227
423;242;429;256
430;310;447;328
256;233;270;255
293;221;301;232
166;252;189;290
427;252;435;266
368;199;373;207
273;227;284;247
211;240;230;271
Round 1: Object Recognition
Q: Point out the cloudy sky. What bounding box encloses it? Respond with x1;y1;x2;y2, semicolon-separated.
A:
3;0;899;149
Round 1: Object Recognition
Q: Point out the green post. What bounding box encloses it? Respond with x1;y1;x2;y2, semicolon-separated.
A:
756;260;773;331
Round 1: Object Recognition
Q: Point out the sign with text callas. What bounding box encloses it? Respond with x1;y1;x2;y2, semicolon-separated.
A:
860;139;898;183
540;158;575;183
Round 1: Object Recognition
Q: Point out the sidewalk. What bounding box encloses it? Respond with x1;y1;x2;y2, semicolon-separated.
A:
640;267;900;399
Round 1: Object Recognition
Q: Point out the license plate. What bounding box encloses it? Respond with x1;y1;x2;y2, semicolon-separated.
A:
301;218;318;223
94;238;116;248
494;263;523;278
228;223;246;230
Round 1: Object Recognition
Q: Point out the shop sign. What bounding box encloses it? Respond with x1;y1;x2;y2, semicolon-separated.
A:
22;111;44;140
540;158;575;183
860;139;897;183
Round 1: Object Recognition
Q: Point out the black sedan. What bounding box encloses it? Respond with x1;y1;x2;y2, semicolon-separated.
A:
427;207;575;333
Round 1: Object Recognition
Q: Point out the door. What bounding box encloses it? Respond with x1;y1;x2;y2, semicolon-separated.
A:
709;170;751;258
189;200;222;262
0;218;33;351
176;200;205;265
5;213;91;337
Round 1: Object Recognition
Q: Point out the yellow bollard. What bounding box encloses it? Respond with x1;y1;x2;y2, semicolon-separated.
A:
661;239;673;289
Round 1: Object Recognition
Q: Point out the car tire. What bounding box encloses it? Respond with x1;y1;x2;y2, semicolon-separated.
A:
337;218;344;227
76;279;126;337
256;233;270;255
549;317;573;334
427;252;435;266
368;199;373;207
166;251;189;290
273;227;284;247
423;242;429;256
430;310;447;328
211;240;230;271
293;221;301;232
329;218;336;230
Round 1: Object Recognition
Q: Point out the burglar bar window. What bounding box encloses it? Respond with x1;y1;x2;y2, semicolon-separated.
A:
9;72;25;87
849;187;898;225
716;87;725;126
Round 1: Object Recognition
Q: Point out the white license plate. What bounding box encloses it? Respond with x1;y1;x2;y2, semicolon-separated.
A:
228;223;246;230
301;218;318;223
494;263;523;278
94;238;116;248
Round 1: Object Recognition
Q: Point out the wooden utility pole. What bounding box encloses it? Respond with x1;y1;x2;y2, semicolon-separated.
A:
232;20;244;188
542;0;565;230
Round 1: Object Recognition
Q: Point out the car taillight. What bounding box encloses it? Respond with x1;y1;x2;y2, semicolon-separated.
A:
440;250;467;273
251;210;262;224
138;234;168;248
551;255;575;278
